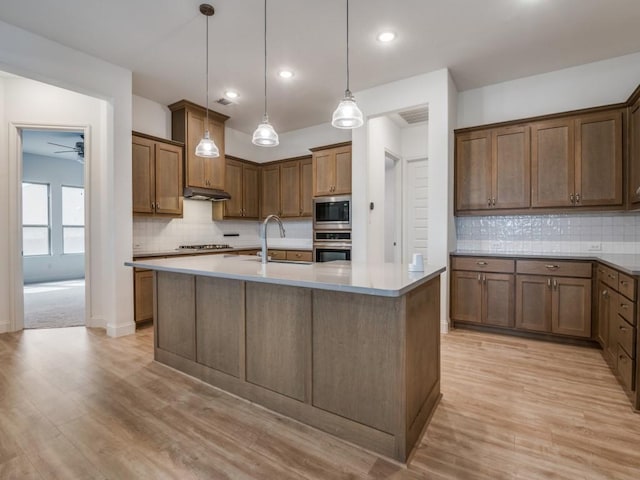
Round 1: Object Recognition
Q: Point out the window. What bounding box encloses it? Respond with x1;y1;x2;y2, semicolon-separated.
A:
22;182;50;256
62;186;85;254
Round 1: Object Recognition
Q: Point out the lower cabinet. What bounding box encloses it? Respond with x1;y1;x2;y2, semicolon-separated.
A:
133;268;154;324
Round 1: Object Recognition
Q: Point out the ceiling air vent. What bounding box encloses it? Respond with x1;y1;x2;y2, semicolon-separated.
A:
398;107;429;125
215;97;233;106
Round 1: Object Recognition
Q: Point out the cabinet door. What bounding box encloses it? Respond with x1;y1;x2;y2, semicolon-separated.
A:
313;150;335;196
629;98;640;207
492;126;530;209
154;142;183;216
156;272;196;360
224;159;243;218
132;136;155;214
134;269;154;323
574;111;622;207
597;281;610;349
205;118;226;190
451;271;482;323
260;164;281;217
483;273;514;327
333;146;352;195
552;277;591;338
515;275;551;332
300;158;313;217
606;290;620;359
185;111;208;188
531;119;574;208
280;160;301;217
243;164;260;219
455;131;492;211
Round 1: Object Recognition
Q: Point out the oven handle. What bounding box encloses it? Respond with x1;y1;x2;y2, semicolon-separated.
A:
313;242;352;250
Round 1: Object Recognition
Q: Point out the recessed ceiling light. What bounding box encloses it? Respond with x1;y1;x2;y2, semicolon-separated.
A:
224;90;239;99
278;70;294;79
377;31;396;43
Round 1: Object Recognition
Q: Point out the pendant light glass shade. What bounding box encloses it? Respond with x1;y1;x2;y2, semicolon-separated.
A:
253;0;279;147
332;0;363;129
252;114;279;146
196;4;220;158
195;130;220;157
332;90;363;129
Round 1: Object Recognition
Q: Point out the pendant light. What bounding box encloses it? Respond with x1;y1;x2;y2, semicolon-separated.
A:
252;0;279;147
195;4;220;158
332;0;363;129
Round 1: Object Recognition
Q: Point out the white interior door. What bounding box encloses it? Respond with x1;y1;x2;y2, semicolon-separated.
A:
404;158;428;264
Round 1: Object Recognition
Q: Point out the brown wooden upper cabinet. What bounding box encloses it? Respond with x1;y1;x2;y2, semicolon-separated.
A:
629;93;640;208
132;132;183;217
260;156;313;219
532;110;623;209
456;126;530;212
311;143;352;196
222;156;259;219
168;100;229;191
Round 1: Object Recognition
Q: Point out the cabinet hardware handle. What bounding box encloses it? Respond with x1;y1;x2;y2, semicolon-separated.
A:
553;279;557;290
483;274;487;283
151;202;155;209
619;355;626;361
545;264;559;270
602;290;608;297
620;304;629;309
476;261;488;266
477;273;481;282
599;269;604;274
487;198;491;206
620;280;628;286
608;274;615;279
619;326;627;332
570;194;575;203
548;278;552;288
492;198;496;206
575;193;580;203
156;202;159;209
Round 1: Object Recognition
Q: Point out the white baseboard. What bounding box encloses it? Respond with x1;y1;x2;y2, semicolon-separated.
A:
106;322;136;338
441;319;450;334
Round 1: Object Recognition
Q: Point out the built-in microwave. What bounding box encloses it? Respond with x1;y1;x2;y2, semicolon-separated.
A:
313;195;352;230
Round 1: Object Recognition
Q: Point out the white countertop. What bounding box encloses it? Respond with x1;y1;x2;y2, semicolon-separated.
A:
452;251;640;275
126;255;446;297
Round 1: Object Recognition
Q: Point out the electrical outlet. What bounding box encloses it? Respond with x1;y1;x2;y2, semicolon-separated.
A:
587;242;602;252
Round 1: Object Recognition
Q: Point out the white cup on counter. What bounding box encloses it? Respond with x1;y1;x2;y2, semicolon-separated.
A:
408;253;424;272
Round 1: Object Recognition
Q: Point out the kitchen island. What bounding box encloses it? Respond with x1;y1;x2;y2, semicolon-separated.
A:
125;255;445;461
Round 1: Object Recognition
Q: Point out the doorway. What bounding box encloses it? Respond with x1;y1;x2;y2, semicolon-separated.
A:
384;152;402;263
21;129;87;329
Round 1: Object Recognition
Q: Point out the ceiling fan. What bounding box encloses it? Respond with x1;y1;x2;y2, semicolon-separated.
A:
48;134;85;163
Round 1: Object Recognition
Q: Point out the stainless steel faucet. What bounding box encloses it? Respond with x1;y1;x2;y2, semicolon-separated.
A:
260;214;286;264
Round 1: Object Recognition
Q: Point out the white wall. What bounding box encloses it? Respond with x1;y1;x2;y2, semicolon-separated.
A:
0;20;133;337
132;95;171;138
22;152;85;283
352;69;457;329
458;51;640;128
402;124;429;160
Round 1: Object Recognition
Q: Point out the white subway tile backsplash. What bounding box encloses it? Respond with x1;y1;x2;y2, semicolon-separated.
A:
133;199;312;253
456;213;640;254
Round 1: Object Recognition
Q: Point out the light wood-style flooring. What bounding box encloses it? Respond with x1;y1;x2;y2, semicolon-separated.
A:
0;326;639;479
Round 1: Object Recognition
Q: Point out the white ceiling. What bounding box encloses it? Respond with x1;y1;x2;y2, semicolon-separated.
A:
22;130;85;163
2;0;640;134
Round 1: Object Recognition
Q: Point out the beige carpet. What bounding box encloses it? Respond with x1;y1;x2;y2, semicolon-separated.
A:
23;279;85;329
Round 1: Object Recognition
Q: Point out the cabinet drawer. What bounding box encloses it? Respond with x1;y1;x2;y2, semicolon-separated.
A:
597;264;618;288
267;250;287;260
286;250;312;262
614;315;636;358
618;272;637;301
617;296;635;326
516;260;592;278
451;257;514;273
616;344;635;392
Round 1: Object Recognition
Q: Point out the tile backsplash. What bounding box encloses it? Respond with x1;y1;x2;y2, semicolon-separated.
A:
456;213;640;254
133;199;312;253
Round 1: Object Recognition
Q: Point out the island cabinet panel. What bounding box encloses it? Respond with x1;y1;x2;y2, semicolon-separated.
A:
245;283;310;402
195;277;243;377
156;272;196;360
312;291;402;434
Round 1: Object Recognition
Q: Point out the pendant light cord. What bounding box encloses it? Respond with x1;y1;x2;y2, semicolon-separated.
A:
205;12;210;126
346;0;350;93
263;0;268;118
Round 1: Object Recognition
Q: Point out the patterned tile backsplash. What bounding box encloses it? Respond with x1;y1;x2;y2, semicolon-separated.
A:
133;199;312;253
456;213;640;254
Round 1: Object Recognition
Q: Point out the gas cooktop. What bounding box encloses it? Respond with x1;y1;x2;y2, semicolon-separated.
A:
178;244;231;250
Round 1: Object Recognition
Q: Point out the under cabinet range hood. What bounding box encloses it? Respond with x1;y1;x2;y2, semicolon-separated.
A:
183;186;231;201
